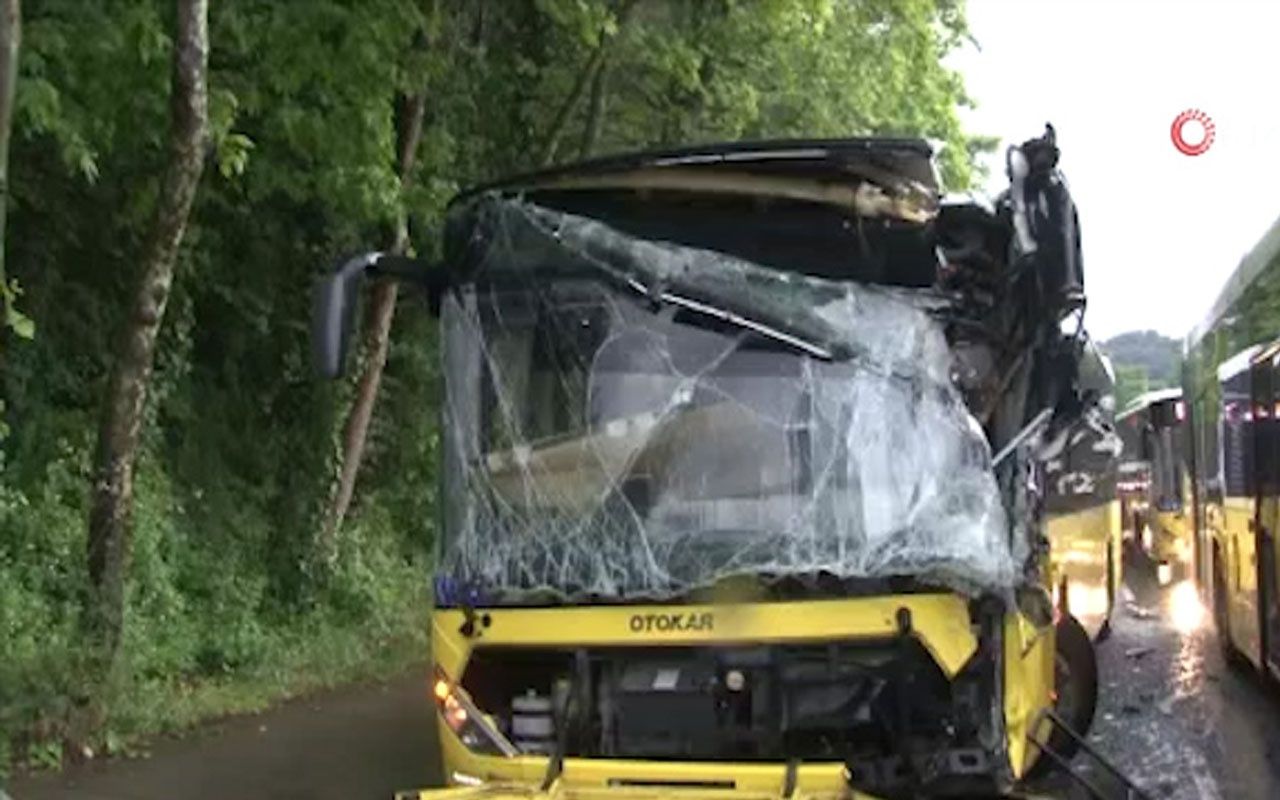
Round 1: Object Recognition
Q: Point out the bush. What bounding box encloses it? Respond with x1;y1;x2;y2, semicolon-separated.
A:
0;359;438;775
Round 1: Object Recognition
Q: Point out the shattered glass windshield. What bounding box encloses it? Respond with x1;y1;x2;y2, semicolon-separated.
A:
437;197;1015;604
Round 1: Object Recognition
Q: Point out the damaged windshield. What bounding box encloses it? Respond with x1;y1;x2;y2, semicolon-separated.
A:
436;197;1016;605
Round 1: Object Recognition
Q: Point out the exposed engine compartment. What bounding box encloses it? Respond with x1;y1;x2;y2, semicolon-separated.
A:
454;601;1008;798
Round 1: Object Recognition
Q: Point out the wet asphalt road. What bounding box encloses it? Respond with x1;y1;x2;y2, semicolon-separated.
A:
2;673;440;800
6;558;1280;800
1032;548;1280;800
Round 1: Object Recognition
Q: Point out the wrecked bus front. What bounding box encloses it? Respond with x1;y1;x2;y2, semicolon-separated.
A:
314;133;1098;799
437;197;1015;606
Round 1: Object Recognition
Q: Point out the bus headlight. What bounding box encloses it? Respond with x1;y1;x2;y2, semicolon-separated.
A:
432;667;519;757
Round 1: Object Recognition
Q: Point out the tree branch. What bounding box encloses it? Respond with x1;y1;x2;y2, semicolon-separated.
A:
539;0;639;167
0;0;20;353
319;90;427;560
319;0;442;559
578;48;610;160
539;47;606;168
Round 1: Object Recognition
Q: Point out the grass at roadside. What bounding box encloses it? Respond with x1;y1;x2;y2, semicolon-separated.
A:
6;607;432;777
0;447;438;779
119;616;433;747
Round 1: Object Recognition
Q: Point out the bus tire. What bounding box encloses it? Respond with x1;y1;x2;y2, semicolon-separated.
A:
1026;614;1098;780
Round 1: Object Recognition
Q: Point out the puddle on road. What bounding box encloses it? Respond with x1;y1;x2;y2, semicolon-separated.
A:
1082;561;1280;800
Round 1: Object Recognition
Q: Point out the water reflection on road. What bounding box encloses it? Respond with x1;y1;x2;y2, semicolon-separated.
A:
1056;553;1280;800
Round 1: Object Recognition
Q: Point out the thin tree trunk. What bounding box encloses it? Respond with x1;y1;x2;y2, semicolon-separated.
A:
85;0;208;667
319;91;427;561
539;0;639;167
539;47;607;168
0;0;19;348
578;51;609;160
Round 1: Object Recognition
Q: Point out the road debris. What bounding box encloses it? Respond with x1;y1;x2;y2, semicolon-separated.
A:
1126;602;1159;620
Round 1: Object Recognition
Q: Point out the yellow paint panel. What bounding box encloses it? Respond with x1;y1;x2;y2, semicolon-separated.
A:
1046;500;1120;637
400;784;885;800
1003;614;1055;779
432;594;978;680
435;726;880;800
1220;496;1263;669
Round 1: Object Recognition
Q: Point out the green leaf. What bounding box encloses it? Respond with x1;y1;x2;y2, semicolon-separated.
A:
1;280;34;340
6;308;36;340
217;132;256;179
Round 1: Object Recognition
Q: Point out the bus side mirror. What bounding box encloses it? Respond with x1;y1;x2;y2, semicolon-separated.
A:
313;252;378;379
312;252;449;379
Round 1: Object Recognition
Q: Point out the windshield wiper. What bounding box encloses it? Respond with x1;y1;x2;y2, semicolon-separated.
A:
646;283;838;360
515;200;847;361
495;198;960;382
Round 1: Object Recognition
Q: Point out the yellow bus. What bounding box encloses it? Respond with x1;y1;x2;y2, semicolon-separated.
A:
1115;389;1192;585
314;132;1137;798
1184;212;1280;680
1043;341;1124;642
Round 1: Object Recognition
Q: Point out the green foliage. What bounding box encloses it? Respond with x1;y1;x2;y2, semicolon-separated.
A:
1104;330;1182;387
1104;330;1183;410
1;279;34;340
1113;363;1151;413
0;0;989;774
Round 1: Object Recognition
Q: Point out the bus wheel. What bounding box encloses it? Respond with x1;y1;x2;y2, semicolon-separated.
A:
1026;614;1098;780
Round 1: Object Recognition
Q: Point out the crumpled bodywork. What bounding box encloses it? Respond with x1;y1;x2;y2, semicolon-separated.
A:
307;131;1106;800
437;196;1017;604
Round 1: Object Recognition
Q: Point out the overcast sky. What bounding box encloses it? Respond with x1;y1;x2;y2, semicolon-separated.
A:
947;0;1280;343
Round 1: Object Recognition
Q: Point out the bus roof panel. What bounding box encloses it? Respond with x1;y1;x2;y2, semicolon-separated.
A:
1186;211;1280;353
1218;344;1264;383
1117;387;1182;420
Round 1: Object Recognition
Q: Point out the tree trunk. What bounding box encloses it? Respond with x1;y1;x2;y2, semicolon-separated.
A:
0;0;19;349
539;0;639;167
318;91;427;561
539;47;607;168
578;49;609;160
85;0;208;666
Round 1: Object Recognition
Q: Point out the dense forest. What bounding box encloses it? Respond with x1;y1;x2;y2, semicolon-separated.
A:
1102;330;1182;410
0;0;992;774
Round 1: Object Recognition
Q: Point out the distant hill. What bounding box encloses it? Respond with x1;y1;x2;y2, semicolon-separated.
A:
1102;330;1181;386
1101;330;1182;410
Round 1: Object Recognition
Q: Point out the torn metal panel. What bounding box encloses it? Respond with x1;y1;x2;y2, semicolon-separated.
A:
438;196;1017;604
537;167;939;222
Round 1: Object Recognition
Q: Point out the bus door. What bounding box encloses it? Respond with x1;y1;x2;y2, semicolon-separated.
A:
1252;357;1280;675
1222;368;1260;663
1150;407;1181;516
1262;357;1280;676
